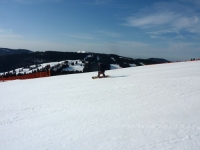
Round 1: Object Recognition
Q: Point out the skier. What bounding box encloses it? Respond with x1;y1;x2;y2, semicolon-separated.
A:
98;62;106;78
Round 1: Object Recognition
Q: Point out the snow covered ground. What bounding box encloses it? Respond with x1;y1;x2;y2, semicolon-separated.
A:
0;61;200;150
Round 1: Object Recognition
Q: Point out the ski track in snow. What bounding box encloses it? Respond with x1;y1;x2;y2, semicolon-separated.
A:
0;61;200;150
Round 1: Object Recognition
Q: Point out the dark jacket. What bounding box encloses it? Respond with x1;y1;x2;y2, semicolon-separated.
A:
99;64;106;72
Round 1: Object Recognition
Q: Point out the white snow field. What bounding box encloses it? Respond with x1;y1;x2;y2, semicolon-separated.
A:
1;61;200;150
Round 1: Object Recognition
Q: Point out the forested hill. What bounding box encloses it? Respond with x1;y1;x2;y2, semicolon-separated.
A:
0;49;170;73
0;48;32;56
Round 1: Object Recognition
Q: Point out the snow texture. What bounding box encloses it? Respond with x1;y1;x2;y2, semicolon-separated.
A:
1;61;200;150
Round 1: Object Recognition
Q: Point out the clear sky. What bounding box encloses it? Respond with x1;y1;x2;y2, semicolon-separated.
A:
0;0;200;61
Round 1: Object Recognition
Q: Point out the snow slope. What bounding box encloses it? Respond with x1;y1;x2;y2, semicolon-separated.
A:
0;61;200;150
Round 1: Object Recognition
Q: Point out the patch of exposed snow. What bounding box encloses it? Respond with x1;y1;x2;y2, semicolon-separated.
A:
97;55;100;61
84;54;93;60
111;57;116;61
110;64;121;69
62;65;84;72
130;63;136;67
77;51;87;53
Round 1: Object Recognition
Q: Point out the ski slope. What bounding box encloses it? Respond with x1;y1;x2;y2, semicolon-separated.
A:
0;61;200;150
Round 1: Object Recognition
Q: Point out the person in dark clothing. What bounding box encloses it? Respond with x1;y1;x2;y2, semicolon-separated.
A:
98;63;106;77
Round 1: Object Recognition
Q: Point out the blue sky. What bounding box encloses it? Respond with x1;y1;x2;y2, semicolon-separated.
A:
0;0;200;61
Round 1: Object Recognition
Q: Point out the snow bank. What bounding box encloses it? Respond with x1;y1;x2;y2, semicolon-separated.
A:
1;61;200;150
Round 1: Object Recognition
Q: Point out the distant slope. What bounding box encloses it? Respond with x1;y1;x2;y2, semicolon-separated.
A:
0;48;32;56
0;61;200;150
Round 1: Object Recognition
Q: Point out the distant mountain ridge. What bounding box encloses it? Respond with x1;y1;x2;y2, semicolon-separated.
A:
0;48;170;74
0;48;32;56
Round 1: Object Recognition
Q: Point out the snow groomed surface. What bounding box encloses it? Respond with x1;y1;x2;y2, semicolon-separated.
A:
0;61;200;150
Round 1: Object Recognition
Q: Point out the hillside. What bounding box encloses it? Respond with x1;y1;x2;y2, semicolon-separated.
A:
0;48;32;56
0;61;200;150
0;48;170;74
